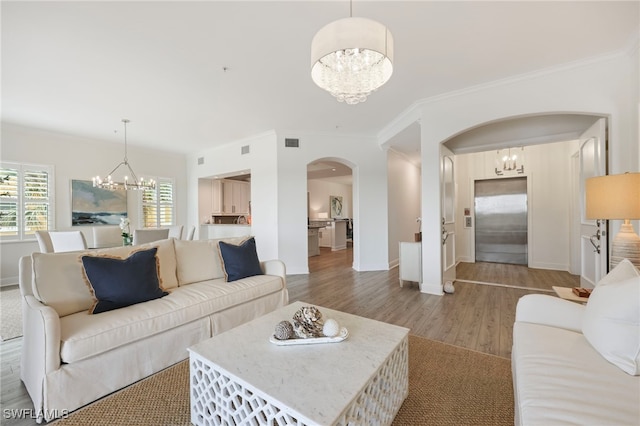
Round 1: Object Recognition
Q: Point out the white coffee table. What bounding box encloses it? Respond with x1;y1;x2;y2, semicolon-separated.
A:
188;301;409;426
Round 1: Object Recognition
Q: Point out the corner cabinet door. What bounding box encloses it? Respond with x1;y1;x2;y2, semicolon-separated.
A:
222;180;234;214
212;180;223;214
234;181;250;214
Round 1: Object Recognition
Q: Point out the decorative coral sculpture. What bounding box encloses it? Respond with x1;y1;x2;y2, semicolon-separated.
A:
292;306;325;338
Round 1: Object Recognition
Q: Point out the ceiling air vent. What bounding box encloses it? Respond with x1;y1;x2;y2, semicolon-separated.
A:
285;138;300;148
197;157;204;165
241;145;250;155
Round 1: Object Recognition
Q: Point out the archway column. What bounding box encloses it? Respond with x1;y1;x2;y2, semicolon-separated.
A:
420;121;445;295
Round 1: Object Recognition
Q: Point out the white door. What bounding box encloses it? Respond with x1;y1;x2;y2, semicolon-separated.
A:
578;118;608;286
441;146;456;287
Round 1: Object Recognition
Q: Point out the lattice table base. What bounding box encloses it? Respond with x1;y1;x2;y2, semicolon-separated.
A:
190;336;408;426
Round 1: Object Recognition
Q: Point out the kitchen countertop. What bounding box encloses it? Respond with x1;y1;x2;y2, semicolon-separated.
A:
202;223;251;226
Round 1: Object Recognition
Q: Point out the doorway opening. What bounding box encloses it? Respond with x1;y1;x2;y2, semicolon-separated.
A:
474;177;528;265
306;159;354;270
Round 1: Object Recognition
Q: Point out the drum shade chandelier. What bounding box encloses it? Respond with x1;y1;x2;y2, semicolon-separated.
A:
92;119;155;191
310;1;394;105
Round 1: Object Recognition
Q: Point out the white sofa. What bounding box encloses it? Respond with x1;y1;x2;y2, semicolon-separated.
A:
512;259;640;425
19;237;288;422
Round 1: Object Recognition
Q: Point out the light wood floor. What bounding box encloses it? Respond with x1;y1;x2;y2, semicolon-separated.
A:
0;247;579;425
289;247;579;360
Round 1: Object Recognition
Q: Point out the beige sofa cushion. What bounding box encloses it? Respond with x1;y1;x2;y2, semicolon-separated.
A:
596;258;640;286
175;237;248;286
32;252;93;317
32;239;178;317
582;260;640;376
59;274;285;363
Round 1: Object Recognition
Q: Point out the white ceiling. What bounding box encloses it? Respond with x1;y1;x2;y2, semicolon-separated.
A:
2;1;638;157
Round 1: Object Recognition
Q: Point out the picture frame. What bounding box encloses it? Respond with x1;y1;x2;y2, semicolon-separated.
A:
71;179;127;226
330;195;343;219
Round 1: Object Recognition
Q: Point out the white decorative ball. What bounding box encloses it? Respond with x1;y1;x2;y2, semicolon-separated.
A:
444;281;455;294
323;318;340;337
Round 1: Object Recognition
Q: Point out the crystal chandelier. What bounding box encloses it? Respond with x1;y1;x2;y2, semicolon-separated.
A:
310;2;394;105
92;119;155;191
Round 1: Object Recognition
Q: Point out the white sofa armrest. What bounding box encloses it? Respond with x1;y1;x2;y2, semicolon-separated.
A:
515;294;584;333
261;259;286;280
20;294;62;418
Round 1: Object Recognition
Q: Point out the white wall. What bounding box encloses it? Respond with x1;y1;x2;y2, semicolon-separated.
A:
186;131;279;263
0;123;188;286
455;141;579;271
307;179;352;219
387;150;421;267
188;131;389;275
275;133;390;274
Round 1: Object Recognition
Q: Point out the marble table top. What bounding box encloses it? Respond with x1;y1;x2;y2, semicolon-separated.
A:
189;301;409;425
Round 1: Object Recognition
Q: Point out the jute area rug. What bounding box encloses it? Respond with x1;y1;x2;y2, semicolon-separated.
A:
53;335;513;426
1;287;22;341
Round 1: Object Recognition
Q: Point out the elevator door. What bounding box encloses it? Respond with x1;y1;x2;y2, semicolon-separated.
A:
475;177;528;265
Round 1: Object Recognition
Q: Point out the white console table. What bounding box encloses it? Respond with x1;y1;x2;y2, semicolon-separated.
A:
399;242;421;287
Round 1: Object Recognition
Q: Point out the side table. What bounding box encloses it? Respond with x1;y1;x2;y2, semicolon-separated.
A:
552;286;590;303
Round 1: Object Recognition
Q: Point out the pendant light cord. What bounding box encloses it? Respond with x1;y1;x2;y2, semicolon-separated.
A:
122;119;129;164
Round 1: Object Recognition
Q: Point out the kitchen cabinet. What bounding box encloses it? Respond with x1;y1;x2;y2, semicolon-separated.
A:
331;220;347;251
211;180;223;214
308;228;320;256
399;242;421;287
200;224;251;240
222;180;250;215
317;224;331;247
312;219;347;251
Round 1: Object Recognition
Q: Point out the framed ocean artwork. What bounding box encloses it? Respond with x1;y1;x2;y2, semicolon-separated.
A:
71;179;127;226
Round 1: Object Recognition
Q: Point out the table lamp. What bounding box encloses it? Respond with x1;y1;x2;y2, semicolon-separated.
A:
585;172;640;270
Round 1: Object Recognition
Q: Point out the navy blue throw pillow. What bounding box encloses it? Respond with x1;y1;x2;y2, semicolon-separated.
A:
81;247;168;314
218;237;263;282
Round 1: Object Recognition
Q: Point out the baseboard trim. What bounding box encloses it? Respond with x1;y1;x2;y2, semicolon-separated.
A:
455;279;555;293
1;277;18;288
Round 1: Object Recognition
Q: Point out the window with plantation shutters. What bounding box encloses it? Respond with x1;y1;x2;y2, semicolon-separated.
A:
0;162;53;240
141;178;174;228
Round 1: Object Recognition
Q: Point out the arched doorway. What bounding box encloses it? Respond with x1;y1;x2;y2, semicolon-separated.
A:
306;158;354;270
440;113;608;289
385;112;609;293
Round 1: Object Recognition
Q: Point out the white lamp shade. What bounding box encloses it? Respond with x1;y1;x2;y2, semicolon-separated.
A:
586;173;640;220
311;17;393;103
311;17;394;67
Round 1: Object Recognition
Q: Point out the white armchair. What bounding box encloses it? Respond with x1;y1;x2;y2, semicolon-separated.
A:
92;226;122;249
184;225;196;240
35;231;87;253
34;231;54;253
167;225;183;239
133;228;170;245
